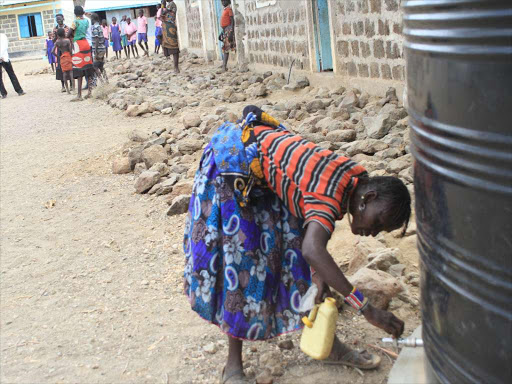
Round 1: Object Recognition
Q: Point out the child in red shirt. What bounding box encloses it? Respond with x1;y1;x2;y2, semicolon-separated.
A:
220;0;235;72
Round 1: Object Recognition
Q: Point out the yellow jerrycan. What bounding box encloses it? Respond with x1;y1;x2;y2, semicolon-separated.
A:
300;297;338;360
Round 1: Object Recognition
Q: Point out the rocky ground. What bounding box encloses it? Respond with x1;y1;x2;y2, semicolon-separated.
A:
1;55;420;384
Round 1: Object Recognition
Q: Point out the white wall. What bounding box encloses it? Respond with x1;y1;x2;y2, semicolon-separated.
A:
174;0;189;50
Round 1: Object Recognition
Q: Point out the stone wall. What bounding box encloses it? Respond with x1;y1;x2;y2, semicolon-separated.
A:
242;0;310;70
0;8;58;56
0;14;19;42
185;0;203;49
331;0;405;81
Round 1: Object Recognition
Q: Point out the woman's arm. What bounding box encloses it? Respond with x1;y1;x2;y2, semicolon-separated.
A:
67;25;75;40
302;222;353;296
302;221;405;338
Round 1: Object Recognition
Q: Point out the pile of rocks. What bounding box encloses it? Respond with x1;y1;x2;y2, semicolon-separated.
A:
112;125;201;216
104;53;309;119
107;53;414;219
346;242;418;310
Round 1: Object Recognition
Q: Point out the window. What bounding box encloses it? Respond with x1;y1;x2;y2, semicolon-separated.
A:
18;13;43;38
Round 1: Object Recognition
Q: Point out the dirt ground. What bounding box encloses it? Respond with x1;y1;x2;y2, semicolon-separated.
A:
0;59;420;384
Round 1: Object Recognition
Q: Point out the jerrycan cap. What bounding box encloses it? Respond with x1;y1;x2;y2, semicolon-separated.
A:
325;297;337;306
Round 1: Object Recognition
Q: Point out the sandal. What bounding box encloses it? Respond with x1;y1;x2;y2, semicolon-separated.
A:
323;349;381;370
219;366;251;384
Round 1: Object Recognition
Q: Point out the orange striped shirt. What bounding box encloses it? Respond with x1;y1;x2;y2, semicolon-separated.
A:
254;125;367;234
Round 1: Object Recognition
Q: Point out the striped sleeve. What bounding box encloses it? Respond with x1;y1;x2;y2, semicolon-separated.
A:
253;125;367;235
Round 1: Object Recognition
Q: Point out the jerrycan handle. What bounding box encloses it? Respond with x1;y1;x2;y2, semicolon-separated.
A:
302;304;319;328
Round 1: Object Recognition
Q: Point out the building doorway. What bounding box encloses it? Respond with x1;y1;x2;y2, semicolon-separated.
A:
312;0;333;72
96;10;107;22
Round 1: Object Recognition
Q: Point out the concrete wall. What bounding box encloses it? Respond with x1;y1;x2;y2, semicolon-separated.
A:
185;0;203;50
197;0;217;61
174;0;189;52
330;0;405;81
59;3;74;29
241;0;311;70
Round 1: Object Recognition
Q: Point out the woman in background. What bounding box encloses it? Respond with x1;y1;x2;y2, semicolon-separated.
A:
68;6;94;101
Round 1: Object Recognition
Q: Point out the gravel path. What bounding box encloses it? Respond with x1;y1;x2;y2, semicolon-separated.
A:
1;60;418;384
0;62;203;383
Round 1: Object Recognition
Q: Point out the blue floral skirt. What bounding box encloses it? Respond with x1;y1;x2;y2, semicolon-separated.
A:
183;145;312;340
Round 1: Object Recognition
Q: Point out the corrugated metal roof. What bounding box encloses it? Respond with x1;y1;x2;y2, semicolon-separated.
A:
0;0;49;6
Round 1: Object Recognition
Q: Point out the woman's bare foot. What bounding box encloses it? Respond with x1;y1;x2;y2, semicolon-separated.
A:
70;97;83;102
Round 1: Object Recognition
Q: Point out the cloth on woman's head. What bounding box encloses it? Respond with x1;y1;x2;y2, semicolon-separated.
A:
241;105;285;130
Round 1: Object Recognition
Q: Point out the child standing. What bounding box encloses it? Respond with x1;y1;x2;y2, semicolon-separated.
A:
45;31;56;73
220;0;235;72
137;10;149;57
120;15;129;58
154;15;161;54
110;17;122;60
101;19;109;60
91;14;108;84
54;28;72;94
125;17;138;58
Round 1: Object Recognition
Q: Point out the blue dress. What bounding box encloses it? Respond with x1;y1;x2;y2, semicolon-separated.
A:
155;26;162;47
183;119;311;341
110;24;122;52
46;39;56;64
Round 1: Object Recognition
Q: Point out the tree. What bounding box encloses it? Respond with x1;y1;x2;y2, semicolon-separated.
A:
73;0;86;8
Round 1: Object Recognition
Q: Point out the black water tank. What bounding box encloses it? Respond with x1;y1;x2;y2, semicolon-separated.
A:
403;1;512;383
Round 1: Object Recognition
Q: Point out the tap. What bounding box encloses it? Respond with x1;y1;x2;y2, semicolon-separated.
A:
381;337;424;348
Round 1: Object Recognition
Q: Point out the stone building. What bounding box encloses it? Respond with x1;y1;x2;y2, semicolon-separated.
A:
175;0;405;93
84;0;161;39
0;0;74;58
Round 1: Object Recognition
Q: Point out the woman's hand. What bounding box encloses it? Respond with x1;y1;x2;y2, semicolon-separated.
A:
311;272;332;304
363;304;404;338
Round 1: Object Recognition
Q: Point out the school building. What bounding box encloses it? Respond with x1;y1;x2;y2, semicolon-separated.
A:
176;0;406;93
84;0;160;39
0;0;74;58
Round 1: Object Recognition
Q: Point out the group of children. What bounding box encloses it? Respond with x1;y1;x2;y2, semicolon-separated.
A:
45;0;236;100
48;8;109;100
